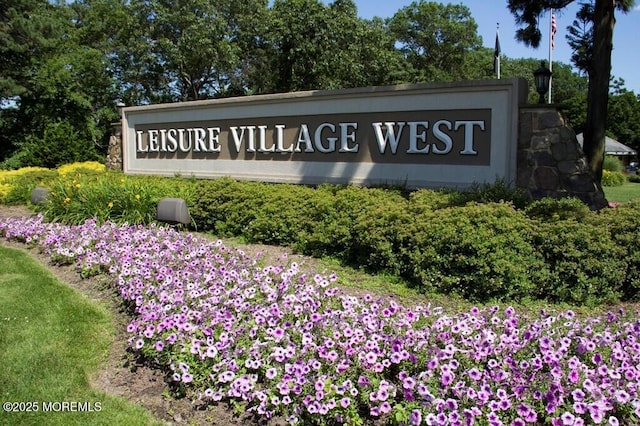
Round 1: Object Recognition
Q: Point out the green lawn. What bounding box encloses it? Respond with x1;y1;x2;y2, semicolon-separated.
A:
0;245;161;426
604;181;640;203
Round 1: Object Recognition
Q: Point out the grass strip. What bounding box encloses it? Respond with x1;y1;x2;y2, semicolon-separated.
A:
604;181;640;203
0;245;161;426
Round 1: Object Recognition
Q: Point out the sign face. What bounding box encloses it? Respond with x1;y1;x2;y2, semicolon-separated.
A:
123;79;527;188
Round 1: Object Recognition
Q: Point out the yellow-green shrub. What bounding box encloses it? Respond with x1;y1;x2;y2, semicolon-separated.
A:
56;161;106;177
0;166;57;205
0;183;10;203
601;170;626;186
603;155;624;172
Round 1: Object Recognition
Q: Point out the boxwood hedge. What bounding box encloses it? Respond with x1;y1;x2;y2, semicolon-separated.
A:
189;179;640;306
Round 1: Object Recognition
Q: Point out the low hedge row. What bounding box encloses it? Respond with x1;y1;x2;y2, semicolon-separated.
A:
3;165;639;306
189;179;640;306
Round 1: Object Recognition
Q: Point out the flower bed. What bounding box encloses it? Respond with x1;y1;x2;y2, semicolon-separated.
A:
2;214;640;425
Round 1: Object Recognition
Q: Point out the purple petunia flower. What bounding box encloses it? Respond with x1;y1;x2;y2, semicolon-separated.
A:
340;397;350;408
266;368;277;380
409;409;422;425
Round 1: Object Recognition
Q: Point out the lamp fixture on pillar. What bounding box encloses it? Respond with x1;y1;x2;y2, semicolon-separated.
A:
533;61;552;104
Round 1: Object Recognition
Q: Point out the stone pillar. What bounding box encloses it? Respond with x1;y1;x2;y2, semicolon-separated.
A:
517;105;608;210
106;121;123;171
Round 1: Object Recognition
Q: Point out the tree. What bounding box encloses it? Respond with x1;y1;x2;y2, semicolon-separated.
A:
68;0;164;106
0;0;61;100
507;0;635;183
388;1;482;83
0;0;118;168
607;86;640;153
138;0;268;101
566;1;593;76
319;3;405;89
263;0;402;93
494;56;587;107
1;0;66;163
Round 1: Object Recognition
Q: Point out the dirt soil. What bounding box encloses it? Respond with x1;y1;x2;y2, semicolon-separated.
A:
0;205;322;425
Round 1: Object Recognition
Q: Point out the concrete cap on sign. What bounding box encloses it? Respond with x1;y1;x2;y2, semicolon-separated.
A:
156;197;190;225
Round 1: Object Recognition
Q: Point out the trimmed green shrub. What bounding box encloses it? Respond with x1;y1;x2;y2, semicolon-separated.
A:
603;155;624;172
348;188;412;275
11;167;640;306
189;178;269;237
407;188;460;212
529;218;626;305
595;201;640;300
601;170;626;186
177;178;640;305
292;185;372;259
524;197;591;221
405;202;547;302
244;183;324;246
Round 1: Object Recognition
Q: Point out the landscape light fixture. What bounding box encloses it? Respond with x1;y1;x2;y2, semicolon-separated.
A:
533;61;552;104
156;197;191;226
30;186;50;205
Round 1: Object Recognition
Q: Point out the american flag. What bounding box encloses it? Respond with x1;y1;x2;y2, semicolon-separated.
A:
551;12;557;50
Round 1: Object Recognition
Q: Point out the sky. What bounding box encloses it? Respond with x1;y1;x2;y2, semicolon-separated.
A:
336;1;640;94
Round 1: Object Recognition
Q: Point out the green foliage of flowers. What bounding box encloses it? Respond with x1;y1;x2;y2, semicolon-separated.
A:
42;173;196;225
0;162;106;205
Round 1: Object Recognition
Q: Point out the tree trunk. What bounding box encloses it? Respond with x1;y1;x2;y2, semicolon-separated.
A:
582;0;615;182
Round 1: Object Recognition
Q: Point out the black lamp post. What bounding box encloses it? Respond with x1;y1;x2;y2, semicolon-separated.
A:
533;61;552;104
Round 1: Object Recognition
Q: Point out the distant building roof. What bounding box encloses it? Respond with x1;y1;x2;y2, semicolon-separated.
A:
576;133;637;156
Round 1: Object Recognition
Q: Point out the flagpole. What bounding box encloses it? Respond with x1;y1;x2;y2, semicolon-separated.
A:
548;10;555;103
495;23;501;79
